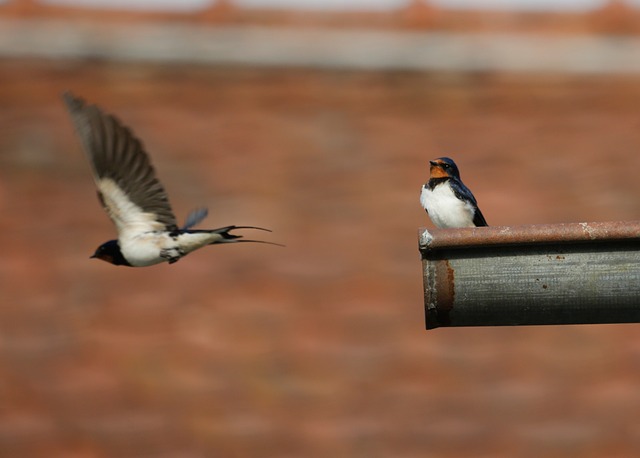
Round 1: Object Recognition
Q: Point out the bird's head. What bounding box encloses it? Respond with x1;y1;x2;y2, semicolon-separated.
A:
429;157;460;180
90;240;131;266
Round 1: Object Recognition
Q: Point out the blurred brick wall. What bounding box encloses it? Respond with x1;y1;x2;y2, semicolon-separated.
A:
4;0;640;35
1;61;640;457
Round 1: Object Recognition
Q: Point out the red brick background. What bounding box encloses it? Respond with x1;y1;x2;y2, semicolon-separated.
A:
5;0;640;36
2;61;640;457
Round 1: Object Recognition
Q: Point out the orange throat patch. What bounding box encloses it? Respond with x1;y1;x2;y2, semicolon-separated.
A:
429;164;449;179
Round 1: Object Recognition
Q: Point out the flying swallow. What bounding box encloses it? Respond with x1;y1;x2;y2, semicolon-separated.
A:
63;92;280;267
420;157;488;228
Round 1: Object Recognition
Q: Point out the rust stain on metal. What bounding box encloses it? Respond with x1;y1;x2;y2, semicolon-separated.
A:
419;220;640;252
579;222;597;240
434;259;455;327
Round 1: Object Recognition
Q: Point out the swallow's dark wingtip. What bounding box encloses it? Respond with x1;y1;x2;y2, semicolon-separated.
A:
62;91;85;112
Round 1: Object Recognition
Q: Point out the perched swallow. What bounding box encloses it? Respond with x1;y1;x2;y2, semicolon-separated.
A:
63;92;280;267
420;157;488;228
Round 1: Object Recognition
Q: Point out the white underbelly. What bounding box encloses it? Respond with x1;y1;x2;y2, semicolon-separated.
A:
120;231;220;267
421;183;476;228
119;232;169;267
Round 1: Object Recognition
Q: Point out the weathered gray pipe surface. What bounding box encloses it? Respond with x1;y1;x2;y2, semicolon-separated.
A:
419;221;640;330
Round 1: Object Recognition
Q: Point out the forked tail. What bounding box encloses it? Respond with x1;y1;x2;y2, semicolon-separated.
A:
192;226;284;247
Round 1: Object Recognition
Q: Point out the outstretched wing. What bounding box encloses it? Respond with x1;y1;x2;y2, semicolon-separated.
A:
63;92;178;235
182;207;209;230
450;178;488;227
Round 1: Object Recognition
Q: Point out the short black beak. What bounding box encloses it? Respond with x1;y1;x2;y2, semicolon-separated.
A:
90;254;96;259
429;160;438;166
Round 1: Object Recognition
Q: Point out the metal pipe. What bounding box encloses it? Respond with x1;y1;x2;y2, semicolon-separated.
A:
419;221;640;330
